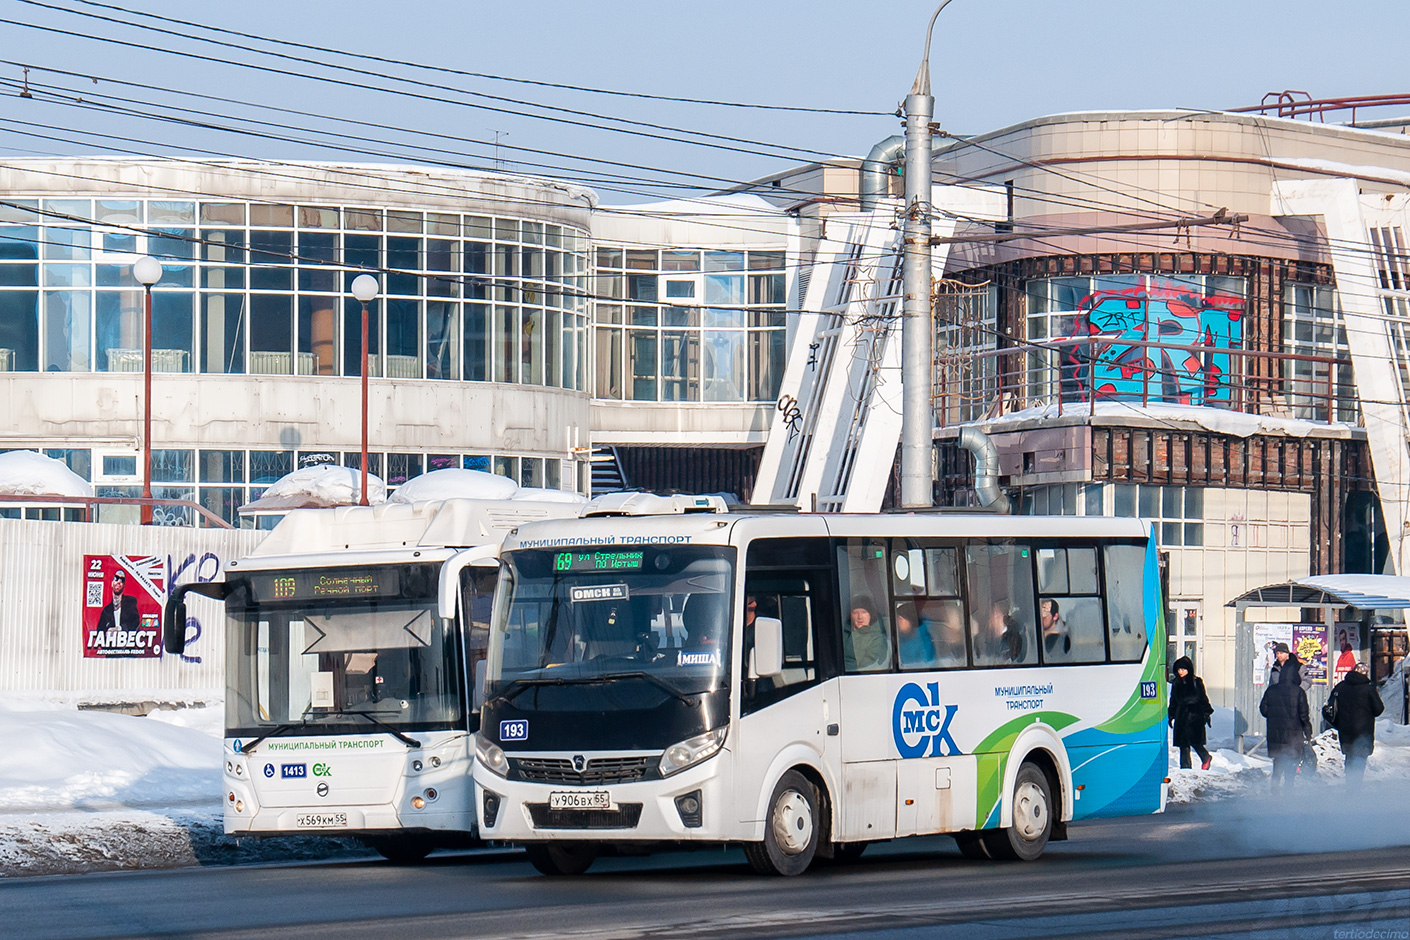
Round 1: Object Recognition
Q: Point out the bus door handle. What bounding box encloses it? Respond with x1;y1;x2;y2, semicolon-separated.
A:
826;724;839;736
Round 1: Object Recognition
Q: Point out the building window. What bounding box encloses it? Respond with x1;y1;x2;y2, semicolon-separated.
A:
1284;283;1354;423
593;246;786;403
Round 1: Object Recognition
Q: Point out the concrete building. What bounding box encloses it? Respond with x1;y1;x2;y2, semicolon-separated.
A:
5;106;1410;702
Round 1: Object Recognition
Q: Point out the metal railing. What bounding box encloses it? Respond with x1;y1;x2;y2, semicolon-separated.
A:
935;337;1352;427
0;494;235;528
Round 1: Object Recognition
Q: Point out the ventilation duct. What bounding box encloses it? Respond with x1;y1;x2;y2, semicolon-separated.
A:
957;426;1011;513
859;135;904;211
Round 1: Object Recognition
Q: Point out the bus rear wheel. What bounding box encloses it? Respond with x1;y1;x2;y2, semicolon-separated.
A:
953;830;990;860
525;842;598;876
980;762;1053;861
744;769;819;876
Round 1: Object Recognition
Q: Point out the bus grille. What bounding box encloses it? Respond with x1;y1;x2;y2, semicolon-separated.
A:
511;756;654;785
527;802;643;830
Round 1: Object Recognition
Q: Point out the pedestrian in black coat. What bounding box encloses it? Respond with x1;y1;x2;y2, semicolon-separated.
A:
1327;666;1385;789
1260;659;1312;794
1168;656;1214;769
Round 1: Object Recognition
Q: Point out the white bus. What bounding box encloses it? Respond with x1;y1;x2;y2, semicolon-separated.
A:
165;496;580;862
471;494;1167;875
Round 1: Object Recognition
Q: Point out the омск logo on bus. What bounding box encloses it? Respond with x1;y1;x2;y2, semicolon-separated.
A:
892;682;961;758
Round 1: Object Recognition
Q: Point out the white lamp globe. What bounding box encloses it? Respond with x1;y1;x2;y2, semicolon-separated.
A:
351;274;380;302
132;256;163;286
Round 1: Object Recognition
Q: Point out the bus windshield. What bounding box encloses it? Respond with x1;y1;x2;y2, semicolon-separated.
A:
488;546;734;699
225;563;464;736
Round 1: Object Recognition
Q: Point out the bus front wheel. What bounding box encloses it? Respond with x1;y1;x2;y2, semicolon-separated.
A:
744;769;820;876
525;841;597;876
364;835;434;864
980;762;1053;861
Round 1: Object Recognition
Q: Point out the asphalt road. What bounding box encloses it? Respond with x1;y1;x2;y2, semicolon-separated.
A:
5;787;1409;940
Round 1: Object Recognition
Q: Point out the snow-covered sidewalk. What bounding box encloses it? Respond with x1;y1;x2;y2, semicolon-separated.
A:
0;694;370;876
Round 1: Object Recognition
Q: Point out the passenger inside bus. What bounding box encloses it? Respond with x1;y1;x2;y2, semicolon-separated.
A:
894;601;935;668
845;596;890;671
975;603;1027;665
924;600;968;667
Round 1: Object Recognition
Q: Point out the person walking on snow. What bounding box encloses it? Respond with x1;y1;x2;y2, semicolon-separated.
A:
1260;650;1312;795
1326;664;1385;790
1168;656;1214;769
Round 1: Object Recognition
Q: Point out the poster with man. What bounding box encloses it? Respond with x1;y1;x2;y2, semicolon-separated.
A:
1333;622;1362;683
1292;624;1328;684
83;555;164;658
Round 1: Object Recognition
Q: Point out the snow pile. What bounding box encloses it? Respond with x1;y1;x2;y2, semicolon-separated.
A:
389;468;518;503
0;696;368;876
241;465;387;512
0;450;93;498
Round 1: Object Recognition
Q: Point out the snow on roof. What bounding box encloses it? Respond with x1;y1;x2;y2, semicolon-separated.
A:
388;468;518;504
979;401;1355;440
0;450;94;499
1230;574;1410;609
239;465;386;513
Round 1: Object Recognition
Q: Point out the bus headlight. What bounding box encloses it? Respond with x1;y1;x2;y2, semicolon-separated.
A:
475;733;509;777
658;726;727;777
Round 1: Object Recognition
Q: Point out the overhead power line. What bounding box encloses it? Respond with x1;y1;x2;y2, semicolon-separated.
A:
62;0;891;117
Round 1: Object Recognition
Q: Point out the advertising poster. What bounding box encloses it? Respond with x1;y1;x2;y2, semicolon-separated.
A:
83;555;165;658
1292;624;1328;684
1252;622;1291;686
1333;622;1362;683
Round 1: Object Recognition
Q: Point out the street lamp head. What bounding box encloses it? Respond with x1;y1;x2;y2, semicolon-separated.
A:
351;274;380;303
132;256;163;287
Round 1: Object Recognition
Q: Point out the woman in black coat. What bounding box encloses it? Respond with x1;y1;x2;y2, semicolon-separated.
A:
1260;659;1312;794
1328;666;1385;788
1168;656;1214;769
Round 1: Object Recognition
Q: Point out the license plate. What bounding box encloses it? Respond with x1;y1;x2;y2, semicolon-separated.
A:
295;812;348;828
548;790;611;811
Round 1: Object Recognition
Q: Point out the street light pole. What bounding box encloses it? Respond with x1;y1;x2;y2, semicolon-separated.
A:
351;274;380;507
133;256;162;524
900;0;955;510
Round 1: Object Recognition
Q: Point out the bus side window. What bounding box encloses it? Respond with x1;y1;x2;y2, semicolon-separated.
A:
460;567;497;710
742;584;818;714
1105;544;1149;662
966;543;1038;667
838;539;893;673
1036;547;1105;665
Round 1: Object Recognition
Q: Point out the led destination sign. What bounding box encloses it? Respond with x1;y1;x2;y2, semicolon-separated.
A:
553;550;645;572
246;568;403;604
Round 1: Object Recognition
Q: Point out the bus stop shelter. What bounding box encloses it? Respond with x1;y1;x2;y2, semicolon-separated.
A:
1228;575;1410;753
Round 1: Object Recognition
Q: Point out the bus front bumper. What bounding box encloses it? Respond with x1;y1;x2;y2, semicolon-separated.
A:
473;754;733;843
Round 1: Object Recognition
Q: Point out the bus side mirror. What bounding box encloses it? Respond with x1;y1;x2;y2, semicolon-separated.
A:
164;599;187;655
754;616;784;678
164;581;234;656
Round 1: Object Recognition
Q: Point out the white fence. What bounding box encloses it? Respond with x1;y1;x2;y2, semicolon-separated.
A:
0;518;263;698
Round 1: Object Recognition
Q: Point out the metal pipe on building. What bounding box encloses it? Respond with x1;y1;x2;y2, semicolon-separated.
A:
858;135;904;212
957;426;1011;514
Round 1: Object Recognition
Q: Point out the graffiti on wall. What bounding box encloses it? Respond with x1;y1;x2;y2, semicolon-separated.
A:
1061;279;1244;405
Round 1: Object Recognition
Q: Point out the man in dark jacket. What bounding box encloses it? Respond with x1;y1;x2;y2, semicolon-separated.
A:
1260;658;1311;795
1168;656;1214;769
1328;665;1385;789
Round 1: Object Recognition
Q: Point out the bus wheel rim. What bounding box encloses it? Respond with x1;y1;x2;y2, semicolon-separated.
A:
1013;781;1047;841
773;789;813;854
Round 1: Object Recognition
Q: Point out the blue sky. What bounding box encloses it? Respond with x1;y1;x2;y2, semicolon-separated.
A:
0;0;1405;201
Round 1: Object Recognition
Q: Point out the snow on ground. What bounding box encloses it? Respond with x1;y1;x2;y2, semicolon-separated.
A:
0;694;369;877
2;694;1407;877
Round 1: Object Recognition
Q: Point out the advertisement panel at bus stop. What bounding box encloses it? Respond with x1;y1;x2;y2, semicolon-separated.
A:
82;554;164;658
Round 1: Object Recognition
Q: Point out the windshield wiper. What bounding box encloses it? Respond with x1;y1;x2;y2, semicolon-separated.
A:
337;709;422;749
480;676;575;712
591;671;699;706
486;671;698;709
237;720;308;755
